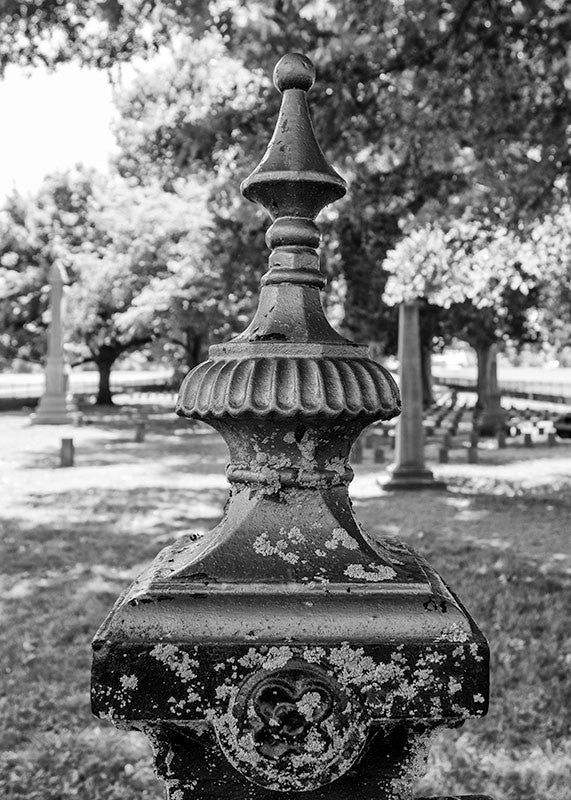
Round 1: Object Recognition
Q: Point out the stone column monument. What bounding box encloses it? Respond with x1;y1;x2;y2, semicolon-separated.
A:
32;261;74;425
384;301;444;490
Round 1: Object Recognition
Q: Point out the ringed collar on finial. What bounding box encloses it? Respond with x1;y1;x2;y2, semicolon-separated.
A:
241;53;346;281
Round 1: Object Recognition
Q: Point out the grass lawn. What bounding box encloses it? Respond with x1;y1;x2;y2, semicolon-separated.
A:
1;402;570;799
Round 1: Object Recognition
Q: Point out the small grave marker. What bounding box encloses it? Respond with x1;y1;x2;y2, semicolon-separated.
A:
373;447;385;464
60;438;74;467
134;418;147;443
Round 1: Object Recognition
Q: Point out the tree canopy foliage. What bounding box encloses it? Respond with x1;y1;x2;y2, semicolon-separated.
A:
382;215;541;348
1;0;570;391
531;203;571;351
0;168;99;367
4;0;567;344
0;166;260;401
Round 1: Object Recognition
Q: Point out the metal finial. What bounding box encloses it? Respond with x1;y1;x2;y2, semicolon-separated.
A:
241;53;346;287
273;52;316;92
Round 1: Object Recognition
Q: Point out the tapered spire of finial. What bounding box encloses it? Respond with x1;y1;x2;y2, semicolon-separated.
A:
241;53;346;287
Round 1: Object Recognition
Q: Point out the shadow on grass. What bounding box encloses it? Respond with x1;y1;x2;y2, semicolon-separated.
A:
0;485;227;575
1;476;570;798
354;486;571;756
0;481;227;798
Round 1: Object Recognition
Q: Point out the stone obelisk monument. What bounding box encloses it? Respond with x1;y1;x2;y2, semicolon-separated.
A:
384;301;443;489
32;261;74;425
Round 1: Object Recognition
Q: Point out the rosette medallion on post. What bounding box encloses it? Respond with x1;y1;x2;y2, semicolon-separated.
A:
92;54;490;800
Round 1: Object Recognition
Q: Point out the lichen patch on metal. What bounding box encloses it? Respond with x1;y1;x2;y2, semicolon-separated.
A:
343;563;398;581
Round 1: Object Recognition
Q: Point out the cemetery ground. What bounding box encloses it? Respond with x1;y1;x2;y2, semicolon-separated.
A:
1;398;570;800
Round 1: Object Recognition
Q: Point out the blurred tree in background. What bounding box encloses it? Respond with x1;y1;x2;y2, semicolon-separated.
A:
0;167;260;403
382;217;541;420
64;176;214;404
100;0;570;344
0;0;570;386
0;168;101;367
531;203;571;354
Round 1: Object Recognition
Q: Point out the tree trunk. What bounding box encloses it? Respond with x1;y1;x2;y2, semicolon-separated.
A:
181;330;203;371
190;333;203;370
475;343;491;410
337;210;400;345
94;348;118;405
171;331;205;388
420;344;434;408
475;342;506;434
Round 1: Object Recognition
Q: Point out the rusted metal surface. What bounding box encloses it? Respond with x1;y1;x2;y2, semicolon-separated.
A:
92;53;490;800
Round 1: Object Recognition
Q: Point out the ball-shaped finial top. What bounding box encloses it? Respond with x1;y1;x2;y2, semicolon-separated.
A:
273;53;315;93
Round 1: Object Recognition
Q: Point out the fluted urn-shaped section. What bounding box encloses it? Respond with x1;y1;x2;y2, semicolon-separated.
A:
179;354;399;419
92;53;489;800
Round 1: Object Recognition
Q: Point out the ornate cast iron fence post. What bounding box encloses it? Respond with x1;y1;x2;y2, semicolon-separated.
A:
92;54;491;800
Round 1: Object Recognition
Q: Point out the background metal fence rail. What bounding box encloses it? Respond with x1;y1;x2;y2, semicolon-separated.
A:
0;369;172;404
434;370;571;403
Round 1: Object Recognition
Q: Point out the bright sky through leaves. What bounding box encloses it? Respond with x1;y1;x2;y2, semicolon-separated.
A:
0;64;115;199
